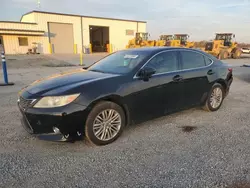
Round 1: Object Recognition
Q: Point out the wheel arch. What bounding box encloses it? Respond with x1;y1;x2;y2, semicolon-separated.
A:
86;94;131;126
214;79;227;95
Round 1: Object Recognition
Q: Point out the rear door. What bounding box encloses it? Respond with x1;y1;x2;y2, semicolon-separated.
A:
178;50;213;108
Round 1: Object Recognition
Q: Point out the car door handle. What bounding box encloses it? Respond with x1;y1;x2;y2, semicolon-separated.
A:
172;75;183;82
207;70;215;75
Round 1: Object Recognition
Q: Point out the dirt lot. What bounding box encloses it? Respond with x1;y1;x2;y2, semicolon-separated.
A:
1;54;250;188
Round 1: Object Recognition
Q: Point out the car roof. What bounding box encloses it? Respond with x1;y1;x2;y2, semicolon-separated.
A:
122;47;204;54
121;47;219;61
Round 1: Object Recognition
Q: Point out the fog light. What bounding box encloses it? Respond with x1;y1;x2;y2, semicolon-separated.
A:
53;127;60;134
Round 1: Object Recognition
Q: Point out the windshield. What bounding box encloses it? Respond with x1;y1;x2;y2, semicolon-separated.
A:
87;50;149;74
215;34;232;42
160;35;173;41
175;35;187;41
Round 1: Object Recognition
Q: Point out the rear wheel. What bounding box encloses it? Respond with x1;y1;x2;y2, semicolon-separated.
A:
85;101;125;146
203;83;224;112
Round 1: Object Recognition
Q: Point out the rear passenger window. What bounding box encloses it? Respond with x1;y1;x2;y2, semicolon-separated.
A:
180;51;206;69
203;55;213;66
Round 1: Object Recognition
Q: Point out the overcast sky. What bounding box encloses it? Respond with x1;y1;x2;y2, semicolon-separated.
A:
1;0;250;42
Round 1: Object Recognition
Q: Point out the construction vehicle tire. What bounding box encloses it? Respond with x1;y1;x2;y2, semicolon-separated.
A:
218;50;227;60
232;48;242;59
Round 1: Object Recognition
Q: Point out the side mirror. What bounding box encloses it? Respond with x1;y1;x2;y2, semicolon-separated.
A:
137;67;156;81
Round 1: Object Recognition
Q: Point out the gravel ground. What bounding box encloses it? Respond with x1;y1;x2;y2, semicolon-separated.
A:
0;56;250;188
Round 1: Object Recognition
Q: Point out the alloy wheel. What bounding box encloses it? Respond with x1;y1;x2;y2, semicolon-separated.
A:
93;109;122;141
209;87;223;109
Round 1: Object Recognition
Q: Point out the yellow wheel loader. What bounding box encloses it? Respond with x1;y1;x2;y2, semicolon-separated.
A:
156;34;182;47
204;33;242;59
126;32;156;48
156;34;194;48
173;34;194;48
155;35;174;46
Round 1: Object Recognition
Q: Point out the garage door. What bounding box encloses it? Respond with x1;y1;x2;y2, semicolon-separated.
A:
48;23;74;54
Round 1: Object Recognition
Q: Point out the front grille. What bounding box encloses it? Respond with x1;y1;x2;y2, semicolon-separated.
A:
19;96;35;110
205;42;213;51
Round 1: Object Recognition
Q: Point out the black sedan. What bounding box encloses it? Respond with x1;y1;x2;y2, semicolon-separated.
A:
17;47;233;145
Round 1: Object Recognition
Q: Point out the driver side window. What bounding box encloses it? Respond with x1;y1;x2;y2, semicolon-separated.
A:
144;51;179;74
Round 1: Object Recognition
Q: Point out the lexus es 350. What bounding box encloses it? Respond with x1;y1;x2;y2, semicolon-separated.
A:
17;47;233;145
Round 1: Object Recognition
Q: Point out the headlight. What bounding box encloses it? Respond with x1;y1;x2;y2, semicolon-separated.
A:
34;94;80;108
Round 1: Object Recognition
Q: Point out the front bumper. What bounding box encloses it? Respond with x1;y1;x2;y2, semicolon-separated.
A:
20;114;70;142
18;100;88;142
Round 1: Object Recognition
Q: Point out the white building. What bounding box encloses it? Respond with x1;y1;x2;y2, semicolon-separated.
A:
0;11;147;54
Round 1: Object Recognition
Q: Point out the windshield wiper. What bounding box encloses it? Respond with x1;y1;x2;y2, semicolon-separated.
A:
82;66;89;70
89;69;106;73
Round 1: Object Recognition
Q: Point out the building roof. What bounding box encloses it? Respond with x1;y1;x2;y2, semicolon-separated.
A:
0;28;45;36
21;10;147;23
0;21;37;25
0;28;44;32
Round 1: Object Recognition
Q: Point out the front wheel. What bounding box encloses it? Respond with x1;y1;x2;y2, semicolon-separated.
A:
218;50;228;60
85;101;125;146
232;49;242;59
203;83;224;112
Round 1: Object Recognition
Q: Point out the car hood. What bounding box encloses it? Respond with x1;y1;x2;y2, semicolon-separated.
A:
23;68;119;96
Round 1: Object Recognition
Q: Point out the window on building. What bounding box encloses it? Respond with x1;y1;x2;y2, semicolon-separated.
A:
126;30;134;36
18;37;28;46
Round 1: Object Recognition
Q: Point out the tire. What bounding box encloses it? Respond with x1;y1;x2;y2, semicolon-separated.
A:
232;49;242;59
218;50;228;60
223;51;229;59
202;83;225;112
85;101;125;146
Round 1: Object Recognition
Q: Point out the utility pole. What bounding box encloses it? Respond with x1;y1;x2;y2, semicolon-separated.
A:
37;0;41;10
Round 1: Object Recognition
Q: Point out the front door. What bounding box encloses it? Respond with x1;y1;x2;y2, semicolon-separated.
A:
178;50;212;108
124;50;182;123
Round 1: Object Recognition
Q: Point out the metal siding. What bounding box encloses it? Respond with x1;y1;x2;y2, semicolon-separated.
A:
0;30;44;35
2;35;47;54
1;12;147;54
137;22;147;33
0;22;39;31
33;13;82;54
48;23;74;53
81;17;147;51
23;11;146;23
20;13;35;23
